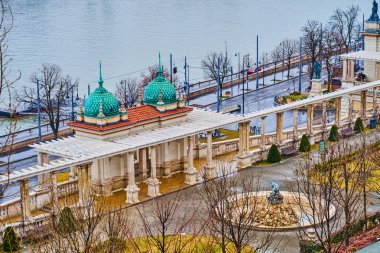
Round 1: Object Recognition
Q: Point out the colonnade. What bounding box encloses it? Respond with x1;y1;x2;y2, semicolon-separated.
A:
16;87;380;220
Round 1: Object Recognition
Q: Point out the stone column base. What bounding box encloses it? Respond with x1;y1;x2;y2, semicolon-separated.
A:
204;163;216;179
236;153;253;168
184;168;198;185
125;184;140;204
146;178;161;197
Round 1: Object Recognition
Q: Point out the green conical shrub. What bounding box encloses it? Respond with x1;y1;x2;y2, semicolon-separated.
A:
58;207;77;234
267;144;281;163
329;125;339;142
354;117;364;133
299;134;311;152
2;226;19;252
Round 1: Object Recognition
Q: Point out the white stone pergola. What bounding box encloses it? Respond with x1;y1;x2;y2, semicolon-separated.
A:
1;78;380;222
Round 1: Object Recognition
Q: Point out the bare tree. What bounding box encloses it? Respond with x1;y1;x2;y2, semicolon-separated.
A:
0;0;20;197
201;163;282;253
116;78;139;108
134;191;203;253
280;39;299;79
291;152;343;253
140;65;176;87
201;52;232;90
270;47;282;83
302;20;322;80
333;139;362;247
329;5;360;52
322;25;340;91
17;64;77;139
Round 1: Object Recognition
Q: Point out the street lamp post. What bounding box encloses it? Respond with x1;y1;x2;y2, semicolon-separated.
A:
37;79;42;143
280;42;285;80
235;53;240;92
241;54;250;115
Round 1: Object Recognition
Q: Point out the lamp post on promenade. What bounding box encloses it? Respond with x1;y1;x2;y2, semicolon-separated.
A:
37;79;42;143
235;52;240;92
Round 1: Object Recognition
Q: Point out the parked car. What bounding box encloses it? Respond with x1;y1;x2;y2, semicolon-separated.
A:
247;67;262;75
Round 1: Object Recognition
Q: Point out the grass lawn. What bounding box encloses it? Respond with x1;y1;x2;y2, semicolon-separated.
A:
199;129;254;143
121;235;255;253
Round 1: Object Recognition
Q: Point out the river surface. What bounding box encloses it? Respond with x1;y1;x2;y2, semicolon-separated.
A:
9;0;369;96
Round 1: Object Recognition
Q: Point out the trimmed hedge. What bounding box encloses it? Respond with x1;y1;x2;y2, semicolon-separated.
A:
299;240;322;253
329;125;339;142
354;117;364;133
58;207;77;234
299;135;311;152
267;144;281;163
2;226;19;252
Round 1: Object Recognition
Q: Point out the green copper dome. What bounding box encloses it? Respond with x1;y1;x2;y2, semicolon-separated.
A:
84;64;120;118
143;54;177;105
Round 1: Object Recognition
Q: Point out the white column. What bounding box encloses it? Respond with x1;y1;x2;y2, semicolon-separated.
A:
373;87;378;115
78;163;91;206
260;116;266;151
322;101;327;141
147;146;160;197
276;112;284;145
125;152;140;203
236;121;252;168
361;90;367;121
293;109;299;142
185;136;197;185
51;172;58;210
139;148;147;180
68;166;77;181
204;130;215;179
336;97;342;129
307;104;315;145
20;179;31;221
348;94;354;128
36;152;49;192
342;59;347;80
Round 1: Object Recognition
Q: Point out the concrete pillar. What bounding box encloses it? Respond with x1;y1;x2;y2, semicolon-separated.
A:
322;101;327;141
293;109;299;142
185;136;197;185
276;112;284;145
373;87;378;115
236;121;252;168
335;97;342;129
78;163;91;205
260;116;266;151
20;179;31;221
307;105;315;145
139;148;147;180
342;59;347;80
204;130;215;179
348;94;354;128
125;152;140;203
146;146;160;197
68;166;77;181
361;90;367;121
51;172;58;210
162;143;171;177
36;152;49;192
350;60;355;81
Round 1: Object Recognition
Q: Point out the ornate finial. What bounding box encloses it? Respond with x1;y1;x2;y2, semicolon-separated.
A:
98;61;104;86
97;100;105;118
120;103;126;112
157;89;164;105
78;98;84;114
157;52;163;76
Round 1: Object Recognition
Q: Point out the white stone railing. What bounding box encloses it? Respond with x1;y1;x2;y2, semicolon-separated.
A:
0;179;78;221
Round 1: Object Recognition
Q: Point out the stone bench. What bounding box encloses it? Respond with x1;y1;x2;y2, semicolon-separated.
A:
341;128;356;138
281;146;298;156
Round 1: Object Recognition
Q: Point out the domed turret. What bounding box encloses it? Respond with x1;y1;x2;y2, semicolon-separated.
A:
84;63;120;117
142;53;184;111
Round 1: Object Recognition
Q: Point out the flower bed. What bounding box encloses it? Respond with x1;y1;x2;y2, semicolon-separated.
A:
337;225;380;253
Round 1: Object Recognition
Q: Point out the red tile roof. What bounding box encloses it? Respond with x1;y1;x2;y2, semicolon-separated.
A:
68;105;193;132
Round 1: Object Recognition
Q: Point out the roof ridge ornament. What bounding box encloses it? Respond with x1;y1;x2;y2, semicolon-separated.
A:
157;89;164;105
157;51;163;77
136;85;143;107
98;61;104;86
97;100;105;118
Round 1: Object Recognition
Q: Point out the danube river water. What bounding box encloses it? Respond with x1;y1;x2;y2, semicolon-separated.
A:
9;0;369;96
